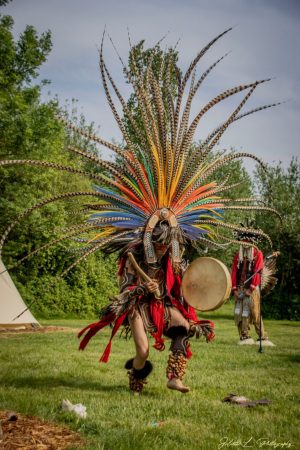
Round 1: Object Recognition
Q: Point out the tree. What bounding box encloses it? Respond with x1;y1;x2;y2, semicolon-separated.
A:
124;40;180;147
0;0;12;8
207;149;253;266
0;12;118;318
254;159;300;319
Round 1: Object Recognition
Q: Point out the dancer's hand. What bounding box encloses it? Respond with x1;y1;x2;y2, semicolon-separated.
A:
146;280;159;293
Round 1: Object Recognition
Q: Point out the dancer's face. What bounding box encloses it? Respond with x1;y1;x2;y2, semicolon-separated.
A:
153;242;169;259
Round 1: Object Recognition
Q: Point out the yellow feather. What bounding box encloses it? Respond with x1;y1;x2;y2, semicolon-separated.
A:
87;227;114;244
169;160;184;203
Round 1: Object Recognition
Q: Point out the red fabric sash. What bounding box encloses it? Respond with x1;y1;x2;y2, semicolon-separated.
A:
78;311;127;363
99;312;127;362
150;299;165;351
78;312;115;351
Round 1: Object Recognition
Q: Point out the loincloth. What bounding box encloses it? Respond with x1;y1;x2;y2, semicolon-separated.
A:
234;288;261;325
130;299;190;335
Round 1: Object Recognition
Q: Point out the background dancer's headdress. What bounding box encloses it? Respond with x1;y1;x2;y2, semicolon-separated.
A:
0;29;282;275
234;219;264;244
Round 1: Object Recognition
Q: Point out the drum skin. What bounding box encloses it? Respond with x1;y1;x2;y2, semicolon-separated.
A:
182;257;232;311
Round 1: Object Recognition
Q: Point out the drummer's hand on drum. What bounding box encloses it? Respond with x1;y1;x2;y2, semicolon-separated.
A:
145;280;159;293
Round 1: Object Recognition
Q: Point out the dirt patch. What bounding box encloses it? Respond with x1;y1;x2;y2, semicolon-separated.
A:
0;410;85;449
0;326;73;336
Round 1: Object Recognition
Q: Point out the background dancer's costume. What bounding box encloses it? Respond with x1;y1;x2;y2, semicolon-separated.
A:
231;246;267;340
231;222;279;342
0;29;281;393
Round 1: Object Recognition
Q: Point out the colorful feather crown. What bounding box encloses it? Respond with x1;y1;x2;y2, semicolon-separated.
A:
0;29;282;275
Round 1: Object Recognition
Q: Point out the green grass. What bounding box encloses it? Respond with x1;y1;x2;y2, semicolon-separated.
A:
0;304;299;450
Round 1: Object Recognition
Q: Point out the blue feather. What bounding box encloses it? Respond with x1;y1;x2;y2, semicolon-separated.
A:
180;224;208;239
92;185;148;219
178;209;223;223
89;211;144;222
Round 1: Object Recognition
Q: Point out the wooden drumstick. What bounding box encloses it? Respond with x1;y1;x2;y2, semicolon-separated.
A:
127;252;161;299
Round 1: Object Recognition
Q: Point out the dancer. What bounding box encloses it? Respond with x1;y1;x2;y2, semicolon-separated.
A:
81;217;215;394
231;228;268;342
231;222;279;344
0;29;281;391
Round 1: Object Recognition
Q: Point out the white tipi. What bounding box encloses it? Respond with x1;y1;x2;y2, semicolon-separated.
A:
0;260;39;329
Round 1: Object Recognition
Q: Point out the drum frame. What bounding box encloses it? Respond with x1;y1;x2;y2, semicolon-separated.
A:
182;256;232;312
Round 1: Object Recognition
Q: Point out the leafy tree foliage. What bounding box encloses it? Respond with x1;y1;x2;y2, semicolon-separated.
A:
0;0;12;8
0;12;118;318
254;159;300;320
208;150;252;266
124;40;180;147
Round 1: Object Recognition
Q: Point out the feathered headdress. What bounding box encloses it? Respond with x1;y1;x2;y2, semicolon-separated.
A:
234;219;264;244
0;29;282;275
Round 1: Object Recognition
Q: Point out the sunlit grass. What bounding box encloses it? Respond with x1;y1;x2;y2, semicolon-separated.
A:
0;304;299;450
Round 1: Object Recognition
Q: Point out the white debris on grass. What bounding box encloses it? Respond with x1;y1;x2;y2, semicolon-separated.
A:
61;399;87;419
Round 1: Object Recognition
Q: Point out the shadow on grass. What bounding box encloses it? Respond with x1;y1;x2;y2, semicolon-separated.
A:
3;376;126;392
3;375;158;397
277;353;300;364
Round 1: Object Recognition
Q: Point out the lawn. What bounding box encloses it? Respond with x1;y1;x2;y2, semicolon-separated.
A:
0;304;299;450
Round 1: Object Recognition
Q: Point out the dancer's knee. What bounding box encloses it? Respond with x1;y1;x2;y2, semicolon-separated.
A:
136;345;149;361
